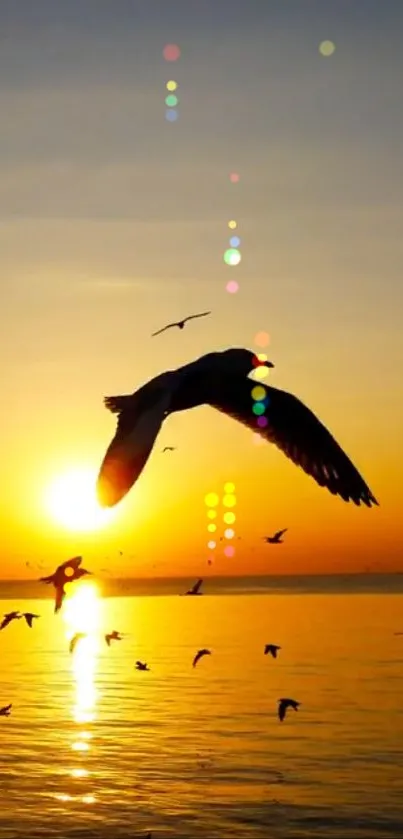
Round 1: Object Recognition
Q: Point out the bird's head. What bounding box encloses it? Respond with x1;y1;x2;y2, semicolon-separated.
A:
219;348;274;379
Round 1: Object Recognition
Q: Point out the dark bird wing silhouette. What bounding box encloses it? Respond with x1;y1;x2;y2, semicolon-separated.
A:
69;632;86;654
54;586;66;614
278;698;300;721
264;644;281;658
23;613;40;628
0;612;20;630
96;348;378;508
186;579;203;595
0;704;12;716
183;311;211;323
193;648;211;667
274;529;287;540
151;321;181;336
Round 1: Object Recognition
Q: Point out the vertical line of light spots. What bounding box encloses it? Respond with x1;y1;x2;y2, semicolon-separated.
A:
251;332;272;446
222;482;236;558
224;172;242;293
163;44;180;122
205;491;219;565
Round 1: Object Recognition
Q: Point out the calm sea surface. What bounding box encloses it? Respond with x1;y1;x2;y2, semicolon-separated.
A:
1;576;403;838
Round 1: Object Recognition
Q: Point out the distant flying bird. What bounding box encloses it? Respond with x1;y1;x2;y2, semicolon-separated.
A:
135;661;149;671
40;555;91;613
193;648;211;668
162;446;176;452
184;579;203;596
394;632;403;636
263;529;288;544
0;612;21;630
151;311;211;337
105;630;123;646
69;632;87;654
96;348;378;510
22;613;40;628
278;698;300;722
264;644;281;658
0;704;12;717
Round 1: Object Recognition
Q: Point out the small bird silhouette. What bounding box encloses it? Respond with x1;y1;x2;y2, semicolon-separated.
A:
69;632;87;654
193;648;211;668
105;630;123;646
135;661;149;671
278;698;300;721
22;613;40;628
40;556;91;613
151;311;211;337
0;612;21;630
162;446;176;453
184;579;203;596
264;644;281;658
263;529;288;544
0;704;12;717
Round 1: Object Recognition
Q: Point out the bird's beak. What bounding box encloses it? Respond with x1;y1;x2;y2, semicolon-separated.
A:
265;361;274;368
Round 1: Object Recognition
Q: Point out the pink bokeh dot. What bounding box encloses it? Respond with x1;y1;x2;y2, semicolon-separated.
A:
230;172;240;183
257;415;268;428
226;280;239;294
254;331;270;347
224;545;235;558
163;44;181;62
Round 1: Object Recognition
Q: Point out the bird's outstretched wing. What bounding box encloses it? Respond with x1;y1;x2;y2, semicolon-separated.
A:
210;379;378;507
151;322;179;337
54;587;65;614
184;311;211;323
191;579;203;594
57;556;83;575
274;529;287;539
97;379;179;508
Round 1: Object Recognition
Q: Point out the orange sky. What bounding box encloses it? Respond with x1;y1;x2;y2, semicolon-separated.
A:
1;2;403;578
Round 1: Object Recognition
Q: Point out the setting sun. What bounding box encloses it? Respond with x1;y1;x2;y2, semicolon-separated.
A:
45;467;116;532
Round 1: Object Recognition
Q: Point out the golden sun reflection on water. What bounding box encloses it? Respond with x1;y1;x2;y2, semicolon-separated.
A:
61;581;102;800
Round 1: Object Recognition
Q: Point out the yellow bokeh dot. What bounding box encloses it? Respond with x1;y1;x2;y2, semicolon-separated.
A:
166;80;178;91
223;494;236;508
257;352;267;362
319;40;335;57
228;220;237;230
224;511;236;524
207;523;217;532
224;482;235;493
253;366;269;381
207;509;217;519
251;385;266;401
205;492;219;507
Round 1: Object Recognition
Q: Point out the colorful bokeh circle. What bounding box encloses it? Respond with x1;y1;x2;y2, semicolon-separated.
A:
224;482;235;493
165;109;178;122
230;172;240;183
205;492;219;507
224;545;235;558
166;80;178;91
223;494;236;508
228;220;237;230
226;280;239;294
254;331;270;347
319;40;335;57
163;44;181;61
224;248;241;266
224;511;236;524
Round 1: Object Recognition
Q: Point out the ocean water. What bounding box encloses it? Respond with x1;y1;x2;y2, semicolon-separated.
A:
1;579;403;838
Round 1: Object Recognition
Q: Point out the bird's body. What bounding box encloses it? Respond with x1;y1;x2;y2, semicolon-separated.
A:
0;704;12;717
162;446;176;453
105;630;123;646
151;311;211;337
263;529;288;544
39;556;91;613
96;347;378;510
264;644;281;658
0;612;21;630
184;579;203;596
22;613;40;628
69;632;87;654
278;698;300;721
135;661;149;671
193;648;211;668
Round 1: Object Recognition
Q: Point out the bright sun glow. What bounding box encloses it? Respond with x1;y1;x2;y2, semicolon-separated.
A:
63;581;101;726
45;467;116;532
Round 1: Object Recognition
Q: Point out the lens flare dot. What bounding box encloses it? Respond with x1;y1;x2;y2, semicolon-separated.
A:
252;402;266;416
224;528;235;539
229;235;241;247
207;509;217;519
228;220;237;229
166;80;178;91
223;494;236;508
165;94;178;107
208;540;216;549
226;280;239;294
224;248;241;266
319;40;335;57
224;511;236;524
165;109;178;122
253;366;270;381
251;385;266;401
205;492;219;507
257;415;268;428
230;172;240;183
207;523;217;533
163;44;181;62
224;482;235;493
224;545;235;558
254;331;270;347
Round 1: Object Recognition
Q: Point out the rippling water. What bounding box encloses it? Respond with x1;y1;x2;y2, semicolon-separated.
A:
1;584;403;838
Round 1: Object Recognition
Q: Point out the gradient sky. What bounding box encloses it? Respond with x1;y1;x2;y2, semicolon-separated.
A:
1;0;402;579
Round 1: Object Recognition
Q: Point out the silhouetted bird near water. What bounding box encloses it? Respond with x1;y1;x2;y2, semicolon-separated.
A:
184;579;203;596
192;649;211;667
96;348;378;510
278;698;300;721
69;632;87;654
22;613;40;628
135;661;149;671
0;612;21;630
0;704;12;717
105;630;123;646
264;644;281;658
263;529;288;544
39;556;91;613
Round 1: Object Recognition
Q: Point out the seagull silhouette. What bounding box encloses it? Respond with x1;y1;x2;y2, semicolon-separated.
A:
69;632;87;654
162;446;176;452
0;612;21;630
96;348;378;509
135;660;149;671
263;529;288;544
184;579;203;596
264;644;281;658
105;630;123;646
0;704;12;717
151;311;211;337
22;613;40;628
193;648;211;667
278;698;300;721
40;556;92;613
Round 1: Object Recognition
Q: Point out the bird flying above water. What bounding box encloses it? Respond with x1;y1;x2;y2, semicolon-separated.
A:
96;348;378;510
135;661;149;671
278;698;300;721
0;704;12;717
184;579;203;596
22;613;40;628
0;612;21;630
69;632;87;654
263;529;288;544
105;630;123;646
151;311;211;336
193;648;211;668
264;644;281;658
40;556;91;613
